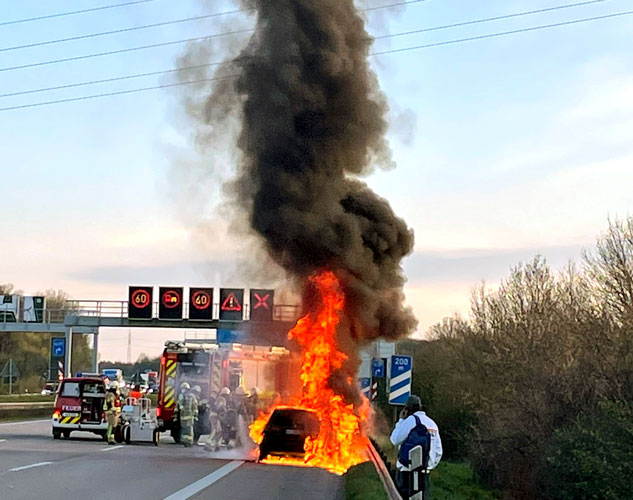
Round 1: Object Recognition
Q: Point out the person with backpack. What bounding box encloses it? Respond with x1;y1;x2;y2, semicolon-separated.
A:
390;395;443;499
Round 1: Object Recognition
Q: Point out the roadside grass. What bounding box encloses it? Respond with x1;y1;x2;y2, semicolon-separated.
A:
345;461;389;500
0;413;50;423
431;462;501;500
0;394;55;403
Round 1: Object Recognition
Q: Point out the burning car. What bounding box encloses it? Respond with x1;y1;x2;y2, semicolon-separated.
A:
257;407;320;461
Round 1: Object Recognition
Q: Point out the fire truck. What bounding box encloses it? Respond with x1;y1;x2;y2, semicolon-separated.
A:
156;340;297;442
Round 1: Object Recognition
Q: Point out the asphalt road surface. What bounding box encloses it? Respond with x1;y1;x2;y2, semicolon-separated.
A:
0;419;344;500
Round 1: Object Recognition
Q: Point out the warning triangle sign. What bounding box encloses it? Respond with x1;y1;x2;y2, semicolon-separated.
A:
221;293;242;311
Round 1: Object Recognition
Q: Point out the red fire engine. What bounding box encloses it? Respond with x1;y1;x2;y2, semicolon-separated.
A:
156;340;296;442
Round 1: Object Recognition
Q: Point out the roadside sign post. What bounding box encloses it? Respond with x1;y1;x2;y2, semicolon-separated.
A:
50;337;66;381
1;359;20;394
372;358;385;378
359;377;371;399
389;354;412;406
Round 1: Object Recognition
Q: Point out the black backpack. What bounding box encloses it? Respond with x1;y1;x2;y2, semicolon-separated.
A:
398;414;431;469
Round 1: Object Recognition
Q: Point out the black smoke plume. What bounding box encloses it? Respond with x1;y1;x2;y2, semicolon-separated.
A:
180;0;417;401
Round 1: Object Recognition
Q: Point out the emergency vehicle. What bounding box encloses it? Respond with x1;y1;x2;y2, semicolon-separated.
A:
52;375;108;440
156;340;297;442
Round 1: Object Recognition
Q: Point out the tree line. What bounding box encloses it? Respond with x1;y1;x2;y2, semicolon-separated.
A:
399;217;633;500
0;286;93;393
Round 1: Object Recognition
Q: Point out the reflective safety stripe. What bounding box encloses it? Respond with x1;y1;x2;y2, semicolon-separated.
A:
164;385;175;408
60;415;81;424
166;360;177;377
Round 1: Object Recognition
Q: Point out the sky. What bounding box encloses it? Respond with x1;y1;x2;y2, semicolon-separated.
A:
1;0;632;362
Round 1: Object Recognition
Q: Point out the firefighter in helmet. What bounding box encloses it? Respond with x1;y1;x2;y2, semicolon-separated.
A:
192;385;209;445
103;381;121;444
177;382;198;447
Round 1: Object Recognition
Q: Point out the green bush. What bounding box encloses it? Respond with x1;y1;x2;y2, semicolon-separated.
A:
544;402;633;500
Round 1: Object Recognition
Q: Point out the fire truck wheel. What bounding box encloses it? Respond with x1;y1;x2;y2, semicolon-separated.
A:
62;430;71;439
114;425;123;443
153;430;159;446
52;429;61;440
172;427;181;444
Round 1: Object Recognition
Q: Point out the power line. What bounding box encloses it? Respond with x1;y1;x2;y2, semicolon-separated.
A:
0;63;224;99
374;0;609;40
0;0;427;72
1;9;631;112
0;0;620;98
0;0;427;53
0;75;236;112
0;0;158;27
0;28;255;73
372;9;633;56
0;9;248;53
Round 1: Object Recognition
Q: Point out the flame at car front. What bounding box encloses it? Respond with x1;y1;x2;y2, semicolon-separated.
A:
250;272;370;475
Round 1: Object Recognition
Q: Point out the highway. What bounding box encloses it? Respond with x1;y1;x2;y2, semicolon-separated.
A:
0;419;345;500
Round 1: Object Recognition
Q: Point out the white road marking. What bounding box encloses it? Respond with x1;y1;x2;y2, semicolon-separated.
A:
10;461;53;472
0;439;7;443
0;419;48;427
101;445;125;452
163;461;243;500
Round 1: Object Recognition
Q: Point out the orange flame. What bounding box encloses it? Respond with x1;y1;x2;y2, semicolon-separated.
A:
250;271;370;475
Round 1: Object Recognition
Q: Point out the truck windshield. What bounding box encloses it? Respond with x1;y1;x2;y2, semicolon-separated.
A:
177;351;209;377
61;382;80;397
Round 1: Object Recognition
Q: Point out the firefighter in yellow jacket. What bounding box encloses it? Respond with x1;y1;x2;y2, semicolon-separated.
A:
103;381;121;444
177;382;198;447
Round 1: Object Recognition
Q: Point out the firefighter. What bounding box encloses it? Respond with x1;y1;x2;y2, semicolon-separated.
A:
245;387;259;422
177;382;198;447
192;385;210;445
103;381;121;445
217;388;232;448
207;391;222;452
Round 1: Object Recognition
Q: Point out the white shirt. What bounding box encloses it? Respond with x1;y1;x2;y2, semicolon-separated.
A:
389;411;443;471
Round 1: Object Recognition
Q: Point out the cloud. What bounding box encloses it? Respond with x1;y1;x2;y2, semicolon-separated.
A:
403;244;584;286
65;259;235;286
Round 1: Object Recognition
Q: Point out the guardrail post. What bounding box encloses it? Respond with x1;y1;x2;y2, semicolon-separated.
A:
408;445;426;500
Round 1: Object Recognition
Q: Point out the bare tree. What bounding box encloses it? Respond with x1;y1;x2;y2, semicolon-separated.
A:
583;216;633;325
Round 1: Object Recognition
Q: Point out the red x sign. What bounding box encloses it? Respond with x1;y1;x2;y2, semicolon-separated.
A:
250;289;274;321
253;292;271;310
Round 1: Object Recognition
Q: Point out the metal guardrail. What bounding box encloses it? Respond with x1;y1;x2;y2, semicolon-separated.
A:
0;300;301;327
66;300;301;322
0;402;54;410
368;441;403;500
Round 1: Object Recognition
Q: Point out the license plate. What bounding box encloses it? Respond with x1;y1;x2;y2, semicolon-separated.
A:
62;412;79;417
285;429;301;435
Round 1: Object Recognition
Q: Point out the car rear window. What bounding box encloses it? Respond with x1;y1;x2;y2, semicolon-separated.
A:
268;409;319;431
61;382;80;397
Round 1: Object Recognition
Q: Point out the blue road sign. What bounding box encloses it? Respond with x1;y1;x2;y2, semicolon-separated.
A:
389;355;412;405
372;358;385;378
217;329;245;343
359;377;371;399
52;338;65;358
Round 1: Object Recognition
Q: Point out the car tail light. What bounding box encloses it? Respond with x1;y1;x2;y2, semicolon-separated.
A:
156;407;161;418
52;410;61;420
